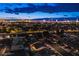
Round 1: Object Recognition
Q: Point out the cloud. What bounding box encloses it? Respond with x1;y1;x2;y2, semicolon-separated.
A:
0;3;79;15
2;4;57;14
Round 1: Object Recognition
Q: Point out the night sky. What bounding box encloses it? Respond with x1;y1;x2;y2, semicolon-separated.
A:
0;3;79;19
